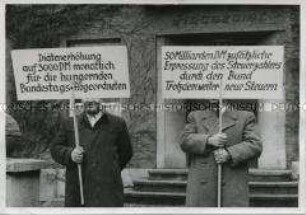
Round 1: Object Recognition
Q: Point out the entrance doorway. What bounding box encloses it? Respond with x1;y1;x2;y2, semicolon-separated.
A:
156;32;286;169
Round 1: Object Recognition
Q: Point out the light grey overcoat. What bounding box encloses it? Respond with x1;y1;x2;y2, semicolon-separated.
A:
180;110;262;207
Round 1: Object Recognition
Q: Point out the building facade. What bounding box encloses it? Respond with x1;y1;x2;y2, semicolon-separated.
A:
6;5;300;171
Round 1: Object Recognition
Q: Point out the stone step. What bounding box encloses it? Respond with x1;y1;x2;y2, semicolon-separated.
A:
39;199;64;207
249;194;298;207
124;189;298;207
148;169;293;181
133;179;298;194
124;189;185;206
134;179;187;193
249;169;293;182
249;181;298;194
148;169;188;180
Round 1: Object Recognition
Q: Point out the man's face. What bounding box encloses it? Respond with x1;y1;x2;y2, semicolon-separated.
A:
82;98;101;115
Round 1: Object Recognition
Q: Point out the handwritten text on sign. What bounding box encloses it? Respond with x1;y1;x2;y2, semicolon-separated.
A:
11;46;130;100
162;46;284;99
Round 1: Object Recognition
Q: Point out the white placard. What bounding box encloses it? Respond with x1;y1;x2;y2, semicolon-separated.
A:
162;46;284;99
11;46;130;100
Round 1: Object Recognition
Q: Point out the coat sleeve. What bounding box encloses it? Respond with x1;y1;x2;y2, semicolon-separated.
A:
226;112;262;166
50;120;75;167
117;119;133;170
180;112;210;155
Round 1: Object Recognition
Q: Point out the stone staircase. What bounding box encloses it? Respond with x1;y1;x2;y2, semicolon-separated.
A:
124;169;298;207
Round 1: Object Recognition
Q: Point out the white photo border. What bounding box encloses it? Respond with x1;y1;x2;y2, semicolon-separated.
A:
0;0;305;214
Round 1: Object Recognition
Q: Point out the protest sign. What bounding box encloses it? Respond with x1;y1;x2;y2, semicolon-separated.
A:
11;46;130;100
162;46;284;99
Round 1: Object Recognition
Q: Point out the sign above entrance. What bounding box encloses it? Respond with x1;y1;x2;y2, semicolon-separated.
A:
161;46;284;99
11;46;130;100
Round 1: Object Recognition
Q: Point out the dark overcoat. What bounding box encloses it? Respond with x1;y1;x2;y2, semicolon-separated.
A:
180;110;262;207
51;112;133;207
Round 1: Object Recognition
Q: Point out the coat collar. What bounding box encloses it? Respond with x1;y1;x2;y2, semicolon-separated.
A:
200;109;238;134
79;111;110;129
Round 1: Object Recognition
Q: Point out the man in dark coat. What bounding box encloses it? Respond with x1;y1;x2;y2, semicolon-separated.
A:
51;98;133;207
180;101;262;207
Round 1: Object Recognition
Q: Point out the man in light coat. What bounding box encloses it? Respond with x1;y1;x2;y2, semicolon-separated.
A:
180;100;262;207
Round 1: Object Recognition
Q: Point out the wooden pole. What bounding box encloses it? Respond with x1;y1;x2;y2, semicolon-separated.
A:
217;79;224;208
70;83;85;206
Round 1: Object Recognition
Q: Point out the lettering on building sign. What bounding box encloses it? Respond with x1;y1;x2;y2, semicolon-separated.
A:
173;11;283;27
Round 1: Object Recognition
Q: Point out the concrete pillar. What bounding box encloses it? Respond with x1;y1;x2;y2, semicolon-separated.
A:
156;37;186;168
258;100;287;169
156;100;187;168
5;37;13;106
156;37;165;168
6;158;49;207
164;102;187;168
